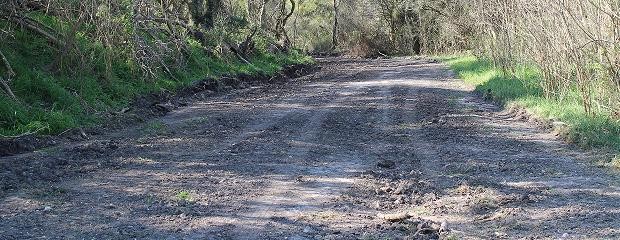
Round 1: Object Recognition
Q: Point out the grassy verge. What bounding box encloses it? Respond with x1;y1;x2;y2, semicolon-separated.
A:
438;55;620;153
0;22;313;137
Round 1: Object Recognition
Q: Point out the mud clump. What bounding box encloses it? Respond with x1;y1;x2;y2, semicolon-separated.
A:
377;160;396;169
0;135;55;157
376;214;447;240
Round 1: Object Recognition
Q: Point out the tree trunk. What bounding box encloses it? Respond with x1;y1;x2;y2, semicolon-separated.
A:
259;0;269;29
332;0;338;48
275;0;295;48
204;0;221;29
188;0;220;30
189;0;207;27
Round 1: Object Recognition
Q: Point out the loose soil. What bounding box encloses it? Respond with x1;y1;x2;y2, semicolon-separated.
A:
1;57;619;239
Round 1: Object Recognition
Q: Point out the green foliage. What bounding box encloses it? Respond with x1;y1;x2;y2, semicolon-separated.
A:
0;19;312;137
289;0;334;51
440;55;620;152
176;190;192;201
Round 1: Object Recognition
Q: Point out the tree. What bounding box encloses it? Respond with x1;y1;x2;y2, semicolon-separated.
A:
188;0;222;30
376;0;406;45
274;0;296;49
332;0;339;48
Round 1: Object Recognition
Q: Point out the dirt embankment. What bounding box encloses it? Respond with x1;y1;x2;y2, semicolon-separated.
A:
0;63;317;194
0;63;318;158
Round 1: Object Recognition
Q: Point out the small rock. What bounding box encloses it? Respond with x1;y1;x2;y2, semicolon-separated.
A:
414;220;441;236
439;221;449;233
393;185;408;195
362;170;375;175
394;196;405;205
379;186;393;193
43;206;52;212
377;212;412;222
377;160;396;169
303;226;315;234
154;103;174;112
79;128;88;139
520;194;532;203
417;221;428;231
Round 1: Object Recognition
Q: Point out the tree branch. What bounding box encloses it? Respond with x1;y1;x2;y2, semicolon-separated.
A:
0;76;17;100
3;14;67;48
0;48;15;77
0;48;16;100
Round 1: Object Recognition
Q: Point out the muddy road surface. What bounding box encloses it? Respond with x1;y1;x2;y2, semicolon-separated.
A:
2;58;620;239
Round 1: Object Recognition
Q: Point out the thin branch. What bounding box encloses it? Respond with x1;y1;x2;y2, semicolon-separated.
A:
0;76;17;100
0;126;46;139
0;48;15;77
0;48;17;100
4;14;67;48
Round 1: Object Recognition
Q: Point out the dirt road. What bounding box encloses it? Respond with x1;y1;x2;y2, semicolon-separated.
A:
2;58;620;239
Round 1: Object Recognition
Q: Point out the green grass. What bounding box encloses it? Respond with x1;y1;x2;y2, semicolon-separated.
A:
439;55;620;152
142;121;168;136
175;190;192;201
0;20;313;137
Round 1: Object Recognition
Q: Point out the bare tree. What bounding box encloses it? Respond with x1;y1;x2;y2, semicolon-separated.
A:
274;0;296;49
332;0;339;48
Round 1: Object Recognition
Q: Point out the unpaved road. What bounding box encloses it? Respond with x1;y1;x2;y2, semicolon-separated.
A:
2;58;620;239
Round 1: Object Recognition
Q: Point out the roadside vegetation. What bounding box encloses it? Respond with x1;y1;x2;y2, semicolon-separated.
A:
433;0;619;154
442;55;620;152
0;0;311;136
0;32;309;136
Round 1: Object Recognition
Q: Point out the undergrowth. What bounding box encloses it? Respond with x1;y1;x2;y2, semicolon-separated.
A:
0;21;312;137
439;55;620;152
